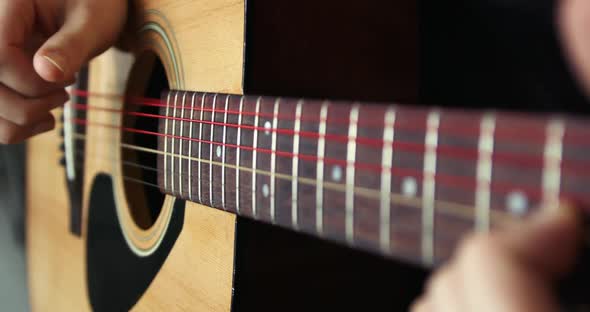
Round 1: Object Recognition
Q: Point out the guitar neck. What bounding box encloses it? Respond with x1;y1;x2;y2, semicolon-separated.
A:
155;90;590;266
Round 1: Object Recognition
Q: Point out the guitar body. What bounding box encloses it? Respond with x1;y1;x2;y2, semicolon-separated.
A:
27;0;587;311
27;1;242;311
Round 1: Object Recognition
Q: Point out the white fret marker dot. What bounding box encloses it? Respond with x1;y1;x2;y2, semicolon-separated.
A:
262;183;270;198
264;121;272;135
402;177;417;197
216;145;222;158
507;191;528;216
332;165;343;182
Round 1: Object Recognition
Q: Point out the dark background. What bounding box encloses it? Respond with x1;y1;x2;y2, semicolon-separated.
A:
237;0;588;310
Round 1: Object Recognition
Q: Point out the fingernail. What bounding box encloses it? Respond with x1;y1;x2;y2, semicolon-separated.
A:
43;55;65;73
30;120;55;136
37;52;66;82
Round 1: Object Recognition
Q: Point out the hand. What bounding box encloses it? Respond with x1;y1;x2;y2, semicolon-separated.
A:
410;205;583;312
560;0;590;96
412;1;590;310
0;0;127;144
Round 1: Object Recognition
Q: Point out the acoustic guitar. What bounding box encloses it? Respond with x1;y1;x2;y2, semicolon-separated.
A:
26;0;590;311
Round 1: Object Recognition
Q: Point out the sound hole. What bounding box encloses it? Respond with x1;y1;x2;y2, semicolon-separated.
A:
121;52;168;230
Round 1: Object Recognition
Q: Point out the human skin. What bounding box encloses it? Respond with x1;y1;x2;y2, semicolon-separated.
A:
412;0;590;310
0;0;126;143
0;1;588;310
410;205;583;312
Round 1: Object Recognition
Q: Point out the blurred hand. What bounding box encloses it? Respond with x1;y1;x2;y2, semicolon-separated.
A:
560;0;590;97
0;0;127;144
412;1;590;310
411;205;583;312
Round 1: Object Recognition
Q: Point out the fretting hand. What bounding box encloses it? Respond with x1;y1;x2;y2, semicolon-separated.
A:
410;205;583;312
0;0;127;143
412;0;590;310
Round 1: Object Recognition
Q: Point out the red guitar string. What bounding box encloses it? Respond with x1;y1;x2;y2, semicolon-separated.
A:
73;146;589;219
71;90;434;129
71;103;590;179
72;118;589;204
70;89;590;146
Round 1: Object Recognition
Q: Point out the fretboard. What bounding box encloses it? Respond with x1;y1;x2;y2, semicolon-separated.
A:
156;90;590;266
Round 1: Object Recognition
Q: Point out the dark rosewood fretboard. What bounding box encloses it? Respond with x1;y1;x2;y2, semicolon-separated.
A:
156;90;590;266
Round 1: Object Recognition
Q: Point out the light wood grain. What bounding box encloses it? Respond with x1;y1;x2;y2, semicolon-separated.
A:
27;0;245;310
27;127;92;312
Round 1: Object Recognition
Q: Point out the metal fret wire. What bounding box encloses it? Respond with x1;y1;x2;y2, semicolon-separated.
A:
66;90;570;263
178;91;187;197
72;132;512;226
209;94;218;207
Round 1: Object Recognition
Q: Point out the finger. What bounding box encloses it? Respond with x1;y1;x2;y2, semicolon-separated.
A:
34;1;127;82
0;2;64;96
426;263;464;312
0;84;67;126
456;232;564;312
558;0;590;95
0;45;71;97
410;297;431;312
0;2;34;46
500;203;583;278
0;114;55;144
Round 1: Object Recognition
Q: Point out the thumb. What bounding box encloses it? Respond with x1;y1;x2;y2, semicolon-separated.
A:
32;2;126;83
503;203;584;279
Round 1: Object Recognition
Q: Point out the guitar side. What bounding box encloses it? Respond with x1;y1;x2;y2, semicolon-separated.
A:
26;1;244;311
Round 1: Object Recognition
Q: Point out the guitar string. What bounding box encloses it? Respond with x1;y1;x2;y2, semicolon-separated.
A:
72;143;520;218
71;102;590;175
63;91;578;249
70;132;515;228
74;90;478;133
71;158;481;241
68;118;589;202
70;144;529;225
66;91;588;214
71;89;590;146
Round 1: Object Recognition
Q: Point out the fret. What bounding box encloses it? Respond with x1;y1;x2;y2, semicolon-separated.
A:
187;92;197;201
316;102;329;235
324;103;354;243
208;94;218;207
252;97;262;218
291;100;303;229
178;91;188;198
158;91;590;267
433;112;480;263
274;98;296;226
222;94;240;213
269;98;280;223
197;93;207;203
387;109;426;263
254;97;274;222
345;104;360;245
235;96;245;214
221;95;230;210
355;105;389;253
163;92;172;191
298;102;322;235
380;108;396;253
558;119;589;208
171;91;180;196
542;119;565;209
490;116;545;219
422;111;440;265
209;94;227;209
475;114;496;232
